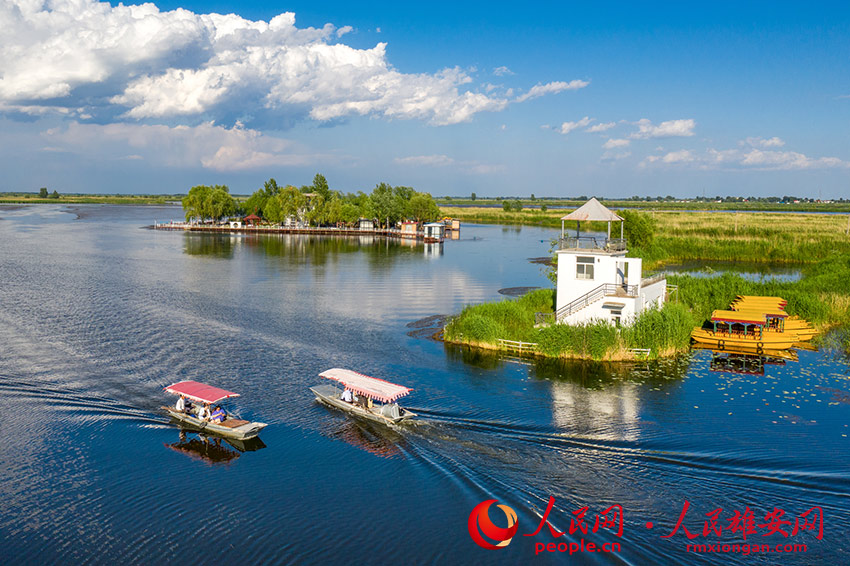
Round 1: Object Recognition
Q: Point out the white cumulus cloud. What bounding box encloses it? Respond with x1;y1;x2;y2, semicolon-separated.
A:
586;122;616;133
740;149;848;170
631;118;696;139
515;80;589;103
0;0;577;127
394;154;504;174
558;116;593;135
644;146;849;170
742;136;785;148
41;121;318;171
603;138;630;149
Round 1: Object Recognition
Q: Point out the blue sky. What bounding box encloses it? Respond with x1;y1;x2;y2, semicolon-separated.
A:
1;1;848;197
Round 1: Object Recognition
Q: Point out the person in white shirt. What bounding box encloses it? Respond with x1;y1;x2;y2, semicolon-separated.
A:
341;388;353;403
196;404;210;420
175;395;192;414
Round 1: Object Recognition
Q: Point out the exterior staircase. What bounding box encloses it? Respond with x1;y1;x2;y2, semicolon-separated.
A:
535;283;638;325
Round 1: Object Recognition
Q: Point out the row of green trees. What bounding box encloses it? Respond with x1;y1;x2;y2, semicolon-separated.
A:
182;174;442;227
182;185;237;222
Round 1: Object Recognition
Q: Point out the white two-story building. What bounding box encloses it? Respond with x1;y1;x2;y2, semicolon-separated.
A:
554;198;666;326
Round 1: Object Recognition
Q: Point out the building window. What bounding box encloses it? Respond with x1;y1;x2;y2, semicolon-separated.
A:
576;256;595;280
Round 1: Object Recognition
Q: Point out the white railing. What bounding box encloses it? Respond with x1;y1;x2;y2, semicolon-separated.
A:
497;339;538;354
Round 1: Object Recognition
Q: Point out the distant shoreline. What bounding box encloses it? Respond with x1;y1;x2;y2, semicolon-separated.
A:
0;195;180;205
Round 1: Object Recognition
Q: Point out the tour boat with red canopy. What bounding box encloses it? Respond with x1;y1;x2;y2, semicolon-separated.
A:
310;368;416;424
163;380;267;440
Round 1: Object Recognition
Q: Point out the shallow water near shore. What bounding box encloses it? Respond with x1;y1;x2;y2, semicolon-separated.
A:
0;204;847;565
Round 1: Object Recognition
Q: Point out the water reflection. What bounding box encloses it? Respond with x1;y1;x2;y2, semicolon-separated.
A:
444;343;504;370
165;430;267;465
444;344;693;441
184;232;432;273
324;418;405;459
660;260;802;282
183;233;236;258
704;348;798;376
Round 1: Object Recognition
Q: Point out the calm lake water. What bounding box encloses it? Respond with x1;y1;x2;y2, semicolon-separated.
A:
0;204;847;565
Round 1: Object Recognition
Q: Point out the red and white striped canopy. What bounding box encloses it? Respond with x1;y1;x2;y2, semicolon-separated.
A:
164;380;240;404
319;368;412;403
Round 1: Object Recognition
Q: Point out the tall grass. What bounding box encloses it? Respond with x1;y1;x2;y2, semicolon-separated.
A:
444;289;553;344
444;289;699;360
670;253;850;328
441;206;850;268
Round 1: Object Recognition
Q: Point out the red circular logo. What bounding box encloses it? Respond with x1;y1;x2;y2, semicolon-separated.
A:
468;499;519;549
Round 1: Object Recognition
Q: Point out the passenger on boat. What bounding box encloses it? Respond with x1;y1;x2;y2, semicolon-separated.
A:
197;404;210;421
341;388;353;403
176;395;188;413
210;406;226;423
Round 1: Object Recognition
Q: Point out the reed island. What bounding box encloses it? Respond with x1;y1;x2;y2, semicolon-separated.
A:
442;198;850;361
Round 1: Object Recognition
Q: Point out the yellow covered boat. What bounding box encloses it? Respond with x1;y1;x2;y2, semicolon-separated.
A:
690;309;800;350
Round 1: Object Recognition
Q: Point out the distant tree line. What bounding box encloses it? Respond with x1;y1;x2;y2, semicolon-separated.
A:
181;174;441;227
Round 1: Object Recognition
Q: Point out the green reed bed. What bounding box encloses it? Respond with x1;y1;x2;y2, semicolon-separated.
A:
443;253;850;360
670;253;850;329
444;289;699;360
637;211;850;268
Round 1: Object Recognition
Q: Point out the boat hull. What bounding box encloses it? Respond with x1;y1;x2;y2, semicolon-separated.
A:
310;384;415;425
163;407;267;440
690;328;799;350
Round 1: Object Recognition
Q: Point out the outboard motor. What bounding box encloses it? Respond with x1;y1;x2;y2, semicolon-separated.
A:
381;404;401;419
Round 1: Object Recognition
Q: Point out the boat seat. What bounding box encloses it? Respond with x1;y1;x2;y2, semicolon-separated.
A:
218;418;250;428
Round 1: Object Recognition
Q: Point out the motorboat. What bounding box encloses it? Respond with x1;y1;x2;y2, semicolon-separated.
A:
163;380;268;440
310;368;416;425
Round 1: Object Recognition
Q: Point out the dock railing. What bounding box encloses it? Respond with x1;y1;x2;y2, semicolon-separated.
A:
497;339;538;355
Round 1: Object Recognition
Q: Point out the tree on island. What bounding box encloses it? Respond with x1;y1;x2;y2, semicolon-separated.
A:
243;178;281;217
182;184;236;222
408;192;441;223
620;209;656;249
370;182;406;227
50;190;60;199
240;173;442;228
39;187;48;198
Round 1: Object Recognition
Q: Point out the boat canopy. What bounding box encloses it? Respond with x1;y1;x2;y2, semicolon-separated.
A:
737;295;788;305
711;310;766;325
164;380;240;404
733;308;788;319
319;368;412;403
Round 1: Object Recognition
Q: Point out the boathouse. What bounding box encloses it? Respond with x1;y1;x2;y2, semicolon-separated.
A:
400;221;418;239
423;222;445;243
554;198;666;326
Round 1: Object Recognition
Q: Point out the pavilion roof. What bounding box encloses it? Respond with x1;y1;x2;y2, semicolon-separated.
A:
560;198;624;222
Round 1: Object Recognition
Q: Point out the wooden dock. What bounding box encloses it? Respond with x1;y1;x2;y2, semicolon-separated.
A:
152;221;425;240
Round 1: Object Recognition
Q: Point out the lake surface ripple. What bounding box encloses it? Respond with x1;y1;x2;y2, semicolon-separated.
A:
0;205;847;564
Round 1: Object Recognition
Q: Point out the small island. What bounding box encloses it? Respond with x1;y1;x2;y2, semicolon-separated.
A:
443;199;850;360
178;174;442;229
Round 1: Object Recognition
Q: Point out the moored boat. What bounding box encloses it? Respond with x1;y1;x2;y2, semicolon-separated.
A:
690;310;801;350
310;368;416;425
163;380;268;440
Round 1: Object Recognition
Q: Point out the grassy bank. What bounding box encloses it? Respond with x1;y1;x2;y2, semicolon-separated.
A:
443;247;850;361
439;198;850;213
0;193;179;205
443;289;696;361
443;206;850;269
